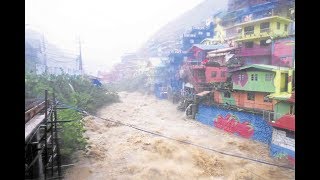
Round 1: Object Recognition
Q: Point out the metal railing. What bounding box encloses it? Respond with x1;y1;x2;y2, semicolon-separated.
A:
260;28;270;33
244;30;254;35
25;90;78;180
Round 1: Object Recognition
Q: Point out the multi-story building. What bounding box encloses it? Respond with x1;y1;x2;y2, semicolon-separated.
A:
181;22;214;51
167;51;187;92
182;44;229;92
234;16;293;65
221;0;294;47
211;64;293;111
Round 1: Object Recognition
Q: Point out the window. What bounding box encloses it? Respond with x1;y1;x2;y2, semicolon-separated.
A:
198;71;205;77
280;57;287;62
263;95;272;103
244;26;254;35
265;73;273;81
260;40;269;46
286;131;295;139
239;73;245;81
224;92;231;98
190;39;194;43
198;31;203;35
245;41;254;48
211;71;217;77
251;74;258;81
277;22;280;29
290;104;295;114
285;24;288;31
206;32;211;36
247;92;255;101
260;22;270;32
221;71;226;77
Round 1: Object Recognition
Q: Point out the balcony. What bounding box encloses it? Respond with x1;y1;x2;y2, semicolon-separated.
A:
244;30;254;36
236;16;293;42
186;60;205;69
260;28;270;33
238;45;271;56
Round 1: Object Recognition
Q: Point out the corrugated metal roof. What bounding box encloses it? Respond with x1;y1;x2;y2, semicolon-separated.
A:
270;114;295;131
229;64;290;72
207;46;238;55
235;16;293;27
196;91;211;97
191;44;229;51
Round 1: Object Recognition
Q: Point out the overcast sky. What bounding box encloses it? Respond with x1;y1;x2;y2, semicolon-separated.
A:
26;0;207;75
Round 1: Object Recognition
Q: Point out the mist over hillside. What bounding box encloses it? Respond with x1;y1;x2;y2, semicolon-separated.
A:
137;0;228;57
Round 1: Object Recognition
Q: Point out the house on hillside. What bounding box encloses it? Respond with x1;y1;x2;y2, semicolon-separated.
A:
181;22;215;51
221;0;294;50
182;44;229;92
212;64;293;111
268;91;295;166
167;51;187;92
233;16;293;65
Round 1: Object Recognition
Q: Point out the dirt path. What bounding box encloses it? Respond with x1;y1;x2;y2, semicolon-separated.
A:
64;92;295;180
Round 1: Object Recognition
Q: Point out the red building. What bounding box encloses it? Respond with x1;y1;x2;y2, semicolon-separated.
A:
271;37;295;68
205;67;228;83
183;44;229;92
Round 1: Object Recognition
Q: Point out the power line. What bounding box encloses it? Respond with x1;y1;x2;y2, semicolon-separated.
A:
93;114;294;170
57;102;294;171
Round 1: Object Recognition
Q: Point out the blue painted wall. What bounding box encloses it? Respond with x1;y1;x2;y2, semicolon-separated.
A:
270;143;295;158
195;104;273;144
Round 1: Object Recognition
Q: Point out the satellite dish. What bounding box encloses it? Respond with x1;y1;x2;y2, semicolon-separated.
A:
266;39;272;44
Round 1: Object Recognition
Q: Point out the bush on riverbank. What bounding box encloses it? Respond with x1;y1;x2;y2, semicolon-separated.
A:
25;72;120;163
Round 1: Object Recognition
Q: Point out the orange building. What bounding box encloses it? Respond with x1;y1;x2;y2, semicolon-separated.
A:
212;90;275;111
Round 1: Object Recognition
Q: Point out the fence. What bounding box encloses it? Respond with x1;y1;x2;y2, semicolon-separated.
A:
25;90;82;180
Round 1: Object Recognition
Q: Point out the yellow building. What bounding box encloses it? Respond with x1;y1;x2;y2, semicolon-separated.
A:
235;16;293;42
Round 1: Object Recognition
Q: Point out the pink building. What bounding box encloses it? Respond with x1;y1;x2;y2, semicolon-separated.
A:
205;67;228;83
271;37;295;68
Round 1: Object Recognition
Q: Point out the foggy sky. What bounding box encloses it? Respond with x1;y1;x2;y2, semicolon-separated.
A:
25;0;206;75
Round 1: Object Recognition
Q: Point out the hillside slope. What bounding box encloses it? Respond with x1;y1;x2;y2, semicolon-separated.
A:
137;0;227;57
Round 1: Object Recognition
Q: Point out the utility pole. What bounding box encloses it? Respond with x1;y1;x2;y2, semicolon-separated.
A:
78;37;83;74
42;34;48;73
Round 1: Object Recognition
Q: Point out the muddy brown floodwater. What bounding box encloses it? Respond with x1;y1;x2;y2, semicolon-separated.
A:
64;91;295;180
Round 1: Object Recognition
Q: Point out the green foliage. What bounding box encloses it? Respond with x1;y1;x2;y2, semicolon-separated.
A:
58;109;87;156
25;72;120;162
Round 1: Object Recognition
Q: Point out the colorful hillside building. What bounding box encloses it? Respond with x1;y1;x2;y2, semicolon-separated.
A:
268;92;295;166
182;44;229;92
212;64;292;111
181;22;214;51
234;16;293;65
221;0;294;46
167;50;187;92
